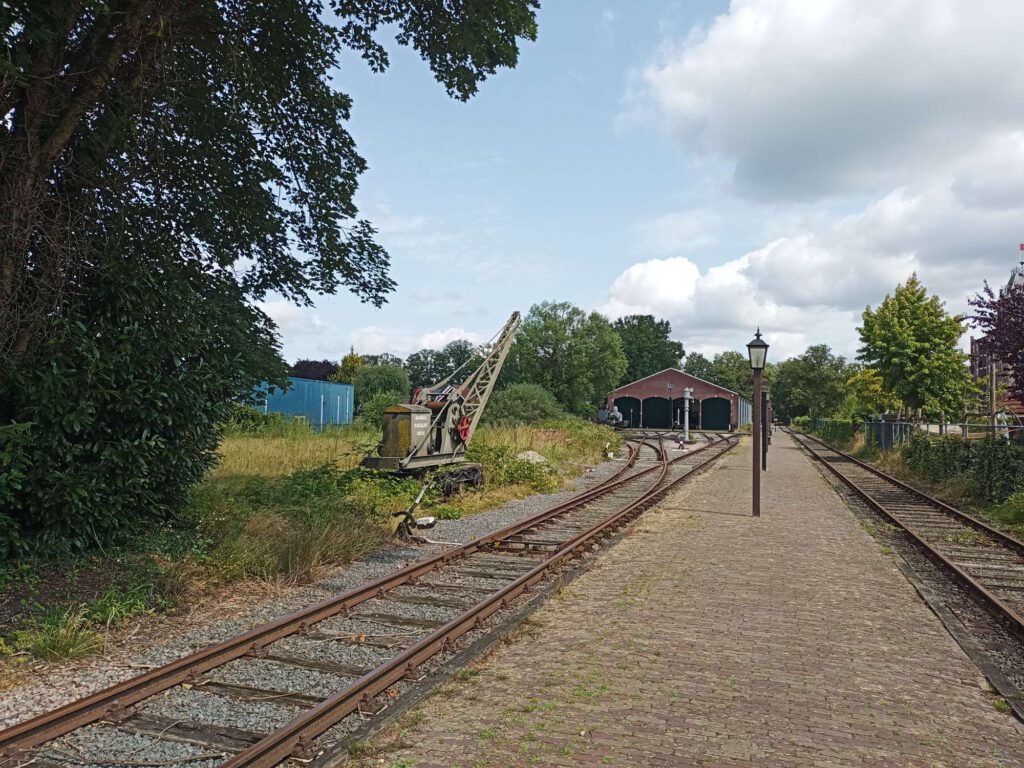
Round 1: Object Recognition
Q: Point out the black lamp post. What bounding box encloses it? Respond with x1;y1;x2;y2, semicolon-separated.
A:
747;328;769;517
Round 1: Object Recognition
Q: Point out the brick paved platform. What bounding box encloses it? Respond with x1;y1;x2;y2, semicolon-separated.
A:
366;433;1024;767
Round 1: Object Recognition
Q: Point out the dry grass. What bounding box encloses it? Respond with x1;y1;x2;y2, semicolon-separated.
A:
215;430;369;479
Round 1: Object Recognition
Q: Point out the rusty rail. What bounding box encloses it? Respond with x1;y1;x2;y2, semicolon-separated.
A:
0;435;730;761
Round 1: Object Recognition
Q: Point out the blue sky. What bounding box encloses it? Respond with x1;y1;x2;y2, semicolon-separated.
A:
265;0;1024;364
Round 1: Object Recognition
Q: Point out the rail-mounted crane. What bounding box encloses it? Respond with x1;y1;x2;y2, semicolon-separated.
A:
361;312;522;505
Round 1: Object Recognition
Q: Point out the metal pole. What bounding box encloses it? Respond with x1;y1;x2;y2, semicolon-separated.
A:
683;393;690;443
320;394;325;431
753;369;762;517
761;389;768;471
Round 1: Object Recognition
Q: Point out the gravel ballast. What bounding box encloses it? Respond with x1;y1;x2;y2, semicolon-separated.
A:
0;455;626;729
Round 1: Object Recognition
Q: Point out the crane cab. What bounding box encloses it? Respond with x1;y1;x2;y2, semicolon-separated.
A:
362;404;432;471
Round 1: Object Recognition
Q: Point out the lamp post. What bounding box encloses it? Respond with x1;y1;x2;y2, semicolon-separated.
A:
747;328;769;517
682;386;693;444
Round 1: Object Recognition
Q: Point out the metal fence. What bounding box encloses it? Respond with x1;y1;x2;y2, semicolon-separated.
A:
256;377;354;430
863;419;1024;449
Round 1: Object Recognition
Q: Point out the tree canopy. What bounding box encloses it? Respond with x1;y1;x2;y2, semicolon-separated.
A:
504;302;628;416
0;1;540;366
970;278;1024;407
858;274;969;415
355;364;410;405
612;315;685;381
772;345;851;420
292;359;340;381
682;352;714;381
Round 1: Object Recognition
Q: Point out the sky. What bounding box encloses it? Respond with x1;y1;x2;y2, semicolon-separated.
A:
263;0;1024;364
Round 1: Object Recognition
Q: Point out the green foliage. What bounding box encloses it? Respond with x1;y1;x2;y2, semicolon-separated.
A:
902;434;1024;503
333;349;365;384
483;384;566;425
859;274;970;415
504;302;628;416
355;365;410;405
772;345;851;420
222;404;311;438
404;340;482;388
837;367;902;419
992;492;1024;529
792;416;813;432
466;444;559;494
10;606;104;662
0;258;287;557
612;315;684;381
188;463;401;583
814;419;856;444
682;352;714;381
356;390;407;431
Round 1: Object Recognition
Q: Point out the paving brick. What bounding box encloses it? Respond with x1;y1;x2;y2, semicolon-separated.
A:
366;434;1024;767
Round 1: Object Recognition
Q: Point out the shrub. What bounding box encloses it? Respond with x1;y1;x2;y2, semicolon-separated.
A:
792;416;812;432
355;365;410;404
0;258;287;558
355;390;407;431
815;419;856;444
902;434;1024;503
483;384;565;425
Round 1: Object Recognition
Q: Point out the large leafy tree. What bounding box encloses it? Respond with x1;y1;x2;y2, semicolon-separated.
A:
505;302;628;416
0;0;539;367
612;315;685;381
859;274;970;415
970;277;1024;406
0;1;538;553
333;348;365;384
355;364;410;404
772;345;851;420
683;352;714;381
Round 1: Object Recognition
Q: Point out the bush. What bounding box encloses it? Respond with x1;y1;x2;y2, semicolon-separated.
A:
483;384;565;425
791;416;812;432
0;258;287;558
902;434;1024;503
355;365;410;405
815;419;856;444
355;390;407;431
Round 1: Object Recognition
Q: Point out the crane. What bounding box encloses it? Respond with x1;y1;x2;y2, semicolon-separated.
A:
361;311;522;505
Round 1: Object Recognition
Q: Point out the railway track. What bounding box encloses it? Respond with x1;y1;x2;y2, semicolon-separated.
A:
0;432;737;768
787;428;1024;641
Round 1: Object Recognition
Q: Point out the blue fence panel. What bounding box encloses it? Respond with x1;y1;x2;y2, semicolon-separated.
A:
737;398;752;427
257;377;354;430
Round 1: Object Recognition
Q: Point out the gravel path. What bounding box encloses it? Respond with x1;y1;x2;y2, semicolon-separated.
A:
0;455;625;729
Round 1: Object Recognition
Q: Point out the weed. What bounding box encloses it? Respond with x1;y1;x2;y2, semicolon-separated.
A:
994;697;1012;713
390;761;415;768
13;606;104;661
477;727;498;740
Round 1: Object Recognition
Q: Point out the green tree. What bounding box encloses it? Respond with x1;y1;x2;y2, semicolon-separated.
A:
0;1;539;367
355;364;410;405
436;340;481;380
858;274;970;416
404;349;440;388
505;302;628;416
612;315;685;381
683;352;714;381
837;367;902;419
772;345;851;420
333;348;365;384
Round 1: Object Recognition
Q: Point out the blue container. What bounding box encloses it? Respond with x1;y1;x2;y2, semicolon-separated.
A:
257;377;354;430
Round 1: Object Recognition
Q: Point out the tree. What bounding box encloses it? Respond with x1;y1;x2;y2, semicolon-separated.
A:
859;274;970;416
0;1;540;368
708;351;751;397
333;348;365;384
504;302;628;416
404;349;439;388
436;340;481;380
612;315;685;381
355;364;410;405
772;345;851;420
838;367;902;419
362;353;405;368
970;278;1024;407
683;352;714;381
292;359;339;381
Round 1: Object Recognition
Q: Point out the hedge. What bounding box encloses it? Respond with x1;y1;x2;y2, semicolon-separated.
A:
902;434;1024;503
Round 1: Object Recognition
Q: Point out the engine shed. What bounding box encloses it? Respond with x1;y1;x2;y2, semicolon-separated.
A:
607;369;751;431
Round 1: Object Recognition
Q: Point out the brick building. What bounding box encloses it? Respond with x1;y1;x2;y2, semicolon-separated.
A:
607;368;752;430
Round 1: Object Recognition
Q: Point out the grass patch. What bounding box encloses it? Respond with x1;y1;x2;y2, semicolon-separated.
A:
9;606;105;662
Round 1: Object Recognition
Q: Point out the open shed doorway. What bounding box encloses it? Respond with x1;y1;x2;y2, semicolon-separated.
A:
613;396;640;428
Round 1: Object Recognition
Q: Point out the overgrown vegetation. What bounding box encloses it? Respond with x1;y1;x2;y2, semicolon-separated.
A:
1;414;618;663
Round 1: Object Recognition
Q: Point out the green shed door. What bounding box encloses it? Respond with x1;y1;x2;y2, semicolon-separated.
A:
700;397;730;430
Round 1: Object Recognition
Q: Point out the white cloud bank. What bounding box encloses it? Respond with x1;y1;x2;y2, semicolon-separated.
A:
611;0;1024;357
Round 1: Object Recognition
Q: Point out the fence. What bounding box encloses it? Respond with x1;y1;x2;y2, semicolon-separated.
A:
256;377;354;431
863;419;1024;450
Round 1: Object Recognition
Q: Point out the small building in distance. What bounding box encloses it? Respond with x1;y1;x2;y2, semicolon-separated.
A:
970;260;1024;416
607;369;751;430
257;376;354;430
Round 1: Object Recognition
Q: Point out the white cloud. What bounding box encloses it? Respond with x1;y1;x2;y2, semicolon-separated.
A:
258;300;325;336
607;0;1024;360
636;0;1024;199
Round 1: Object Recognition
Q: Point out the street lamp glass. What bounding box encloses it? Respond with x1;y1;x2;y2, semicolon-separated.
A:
747;328;769;370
